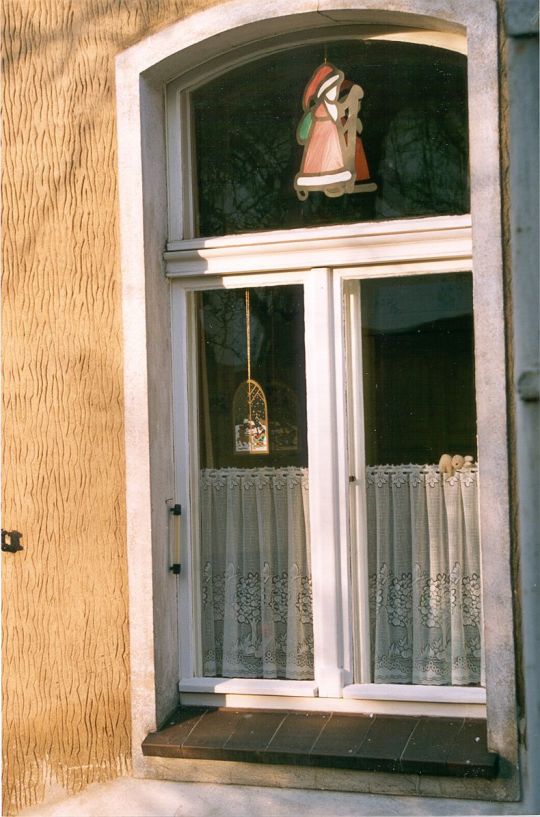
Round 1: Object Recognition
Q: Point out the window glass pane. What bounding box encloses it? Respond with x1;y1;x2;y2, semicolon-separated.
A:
196;286;313;679
361;274;476;464
198;287;308;469
192;41;468;237
354;273;482;686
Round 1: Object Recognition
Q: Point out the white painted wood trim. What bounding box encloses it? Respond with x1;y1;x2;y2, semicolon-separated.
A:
168;214;471;252
171;286;198;681
304;268;346;698
172;253;480;705
179;678;319;696
370;30;466;53
165;216;472;277
338;257;472;279
343;683;486;704
173;270;312;683
167;25;467;100
165;85;183;241
170;270;308;292
332;271;354;686
187;291;205;677
181;92;198;241
344;282;371;684
179;691;486;719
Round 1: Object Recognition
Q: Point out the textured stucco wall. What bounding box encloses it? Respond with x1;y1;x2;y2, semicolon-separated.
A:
1;2;218;814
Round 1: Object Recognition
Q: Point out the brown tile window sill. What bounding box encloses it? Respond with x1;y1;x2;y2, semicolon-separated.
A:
142;707;498;779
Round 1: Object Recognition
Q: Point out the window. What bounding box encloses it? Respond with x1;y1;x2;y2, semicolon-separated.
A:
349;273;481;689
189;41;468;236
167;38;486;712
117;1;518;795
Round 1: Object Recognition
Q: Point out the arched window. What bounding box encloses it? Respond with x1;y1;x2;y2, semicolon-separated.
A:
168;32;479;694
188;41;468;236
117;3;517;799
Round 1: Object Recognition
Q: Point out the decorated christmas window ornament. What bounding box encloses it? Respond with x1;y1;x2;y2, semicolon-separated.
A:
294;62;377;200
233;379;269;454
233;291;269;455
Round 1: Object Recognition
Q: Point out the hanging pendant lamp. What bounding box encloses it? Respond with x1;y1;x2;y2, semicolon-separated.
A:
233;290;269;455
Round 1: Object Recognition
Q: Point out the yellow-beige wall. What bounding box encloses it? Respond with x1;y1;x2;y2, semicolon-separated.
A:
1;2;219;814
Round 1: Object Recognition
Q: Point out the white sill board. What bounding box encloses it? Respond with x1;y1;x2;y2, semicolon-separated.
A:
179;679;485;706
343;683;486;704
179;677;319;697
178;692;486;719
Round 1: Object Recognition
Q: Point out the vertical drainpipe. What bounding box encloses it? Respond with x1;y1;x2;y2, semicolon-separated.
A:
504;1;539;812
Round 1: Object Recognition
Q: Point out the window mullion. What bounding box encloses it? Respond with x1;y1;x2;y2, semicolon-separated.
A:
304;267;346;697
342;280;371;684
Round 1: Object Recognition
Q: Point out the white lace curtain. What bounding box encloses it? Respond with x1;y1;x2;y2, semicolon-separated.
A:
199;464;483;687
367;464;483;686
200;467;314;680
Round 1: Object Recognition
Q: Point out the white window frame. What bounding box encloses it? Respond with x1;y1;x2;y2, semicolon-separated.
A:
336;261;482;699
164;24;467;244
116;0;519;798
168;216;486;718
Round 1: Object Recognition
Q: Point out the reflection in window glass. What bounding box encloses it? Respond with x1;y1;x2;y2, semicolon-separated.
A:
193;41;468;236
196;286;313;679
198;287;308;469
357;274;483;686
361;274;477;465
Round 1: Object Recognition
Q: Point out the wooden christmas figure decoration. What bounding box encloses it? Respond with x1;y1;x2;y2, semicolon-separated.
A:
294;63;377;200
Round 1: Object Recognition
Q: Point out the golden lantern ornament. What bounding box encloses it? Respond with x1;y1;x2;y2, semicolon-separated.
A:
233;291;269;455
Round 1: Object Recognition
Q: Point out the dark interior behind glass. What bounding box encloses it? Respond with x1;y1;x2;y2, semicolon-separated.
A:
192;41;468;237
360;273;476;465
197;286;308;468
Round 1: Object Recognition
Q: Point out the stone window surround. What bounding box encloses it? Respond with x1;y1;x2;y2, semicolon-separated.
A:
115;0;519;801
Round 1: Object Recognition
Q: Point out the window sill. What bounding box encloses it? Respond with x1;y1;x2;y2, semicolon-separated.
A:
142;707;498;779
179;678;318;697
179;679;485;705
343;684;486;704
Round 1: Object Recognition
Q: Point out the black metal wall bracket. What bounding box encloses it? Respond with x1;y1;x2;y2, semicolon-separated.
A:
1;530;23;553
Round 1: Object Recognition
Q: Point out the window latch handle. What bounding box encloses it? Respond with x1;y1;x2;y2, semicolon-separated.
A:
169;504;182;574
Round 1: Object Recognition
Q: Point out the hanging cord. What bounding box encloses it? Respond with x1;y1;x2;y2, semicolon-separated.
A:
245;289;251;383
245;290;252;429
